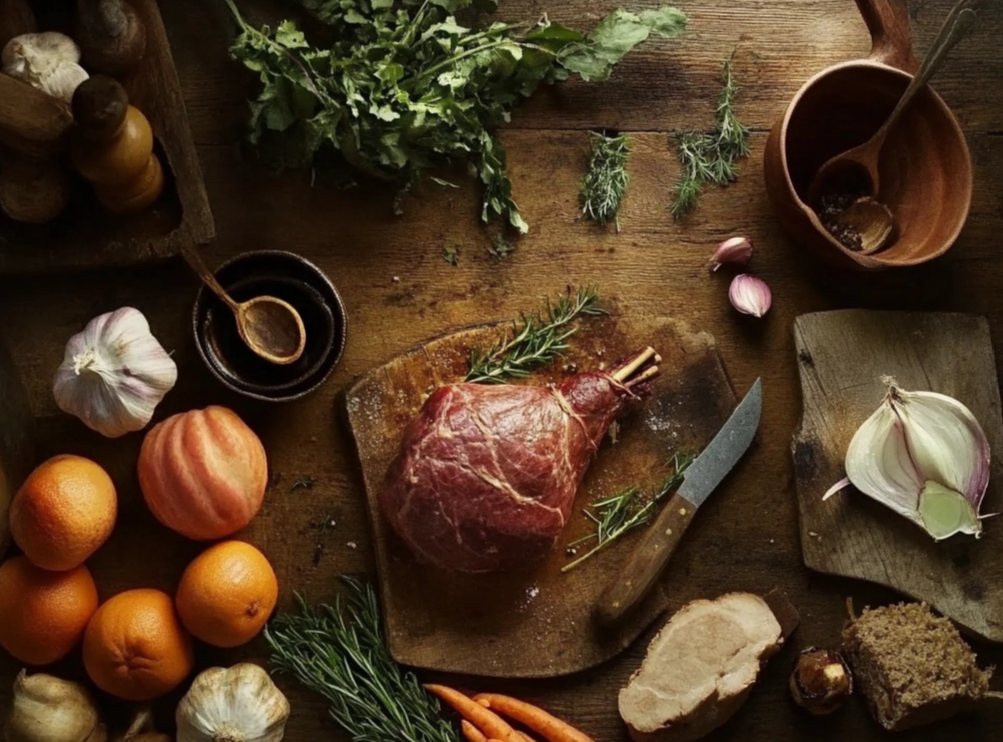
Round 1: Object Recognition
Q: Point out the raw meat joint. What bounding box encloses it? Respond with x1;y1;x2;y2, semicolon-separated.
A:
379;347;661;572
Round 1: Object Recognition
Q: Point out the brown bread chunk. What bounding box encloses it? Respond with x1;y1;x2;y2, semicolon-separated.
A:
842;602;992;731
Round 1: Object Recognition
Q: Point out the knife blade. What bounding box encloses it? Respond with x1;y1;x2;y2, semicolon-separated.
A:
593;378;763;627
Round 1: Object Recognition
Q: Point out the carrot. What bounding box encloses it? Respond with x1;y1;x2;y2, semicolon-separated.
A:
474;700;538;742
424;684;521;742
462;721;489;742
473;694;597;742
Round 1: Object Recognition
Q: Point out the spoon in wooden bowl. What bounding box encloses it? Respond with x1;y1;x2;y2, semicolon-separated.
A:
182;246;306;366
808;0;980;253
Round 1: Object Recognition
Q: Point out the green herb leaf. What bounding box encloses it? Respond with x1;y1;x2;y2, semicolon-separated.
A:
563;452;694;572
442;245;460;265
466;286;605;384
267;578;458;742
580;131;630;230
224;0;686;235
671;56;750;220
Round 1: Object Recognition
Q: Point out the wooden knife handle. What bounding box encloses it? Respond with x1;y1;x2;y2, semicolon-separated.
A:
594;491;697;627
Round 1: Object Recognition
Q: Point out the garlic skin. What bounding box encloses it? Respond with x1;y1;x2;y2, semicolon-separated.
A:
53;307;177;438
2;33;89;103
176;664;290;742
827;377;990;541
709;236;753;271
728;274;771;318
4;669;107;742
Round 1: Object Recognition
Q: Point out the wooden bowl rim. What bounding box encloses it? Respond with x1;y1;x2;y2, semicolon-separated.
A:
775;59;973;269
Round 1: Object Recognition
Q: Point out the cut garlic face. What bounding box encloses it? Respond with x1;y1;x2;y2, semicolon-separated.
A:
826;377;991;540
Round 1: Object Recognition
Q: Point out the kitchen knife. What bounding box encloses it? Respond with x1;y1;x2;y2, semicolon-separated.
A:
594;378;763;627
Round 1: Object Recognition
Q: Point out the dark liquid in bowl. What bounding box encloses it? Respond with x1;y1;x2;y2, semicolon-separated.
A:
203;276;336;392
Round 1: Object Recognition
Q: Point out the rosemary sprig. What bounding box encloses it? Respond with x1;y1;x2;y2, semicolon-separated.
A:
266;578;457;742
465;286;606;384
562;452;695;572
580;131;631;231
670;57;750;220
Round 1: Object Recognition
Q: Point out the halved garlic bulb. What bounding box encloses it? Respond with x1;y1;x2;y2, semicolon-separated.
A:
825;377;991;540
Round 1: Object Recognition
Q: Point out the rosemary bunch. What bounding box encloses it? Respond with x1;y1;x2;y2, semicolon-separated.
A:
466;286;606;384
563;452;694;572
266;578;457;742
671;57;750;220
581;132;631;231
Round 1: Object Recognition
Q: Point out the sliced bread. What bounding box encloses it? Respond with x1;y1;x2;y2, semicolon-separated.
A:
842;602;993;731
619;592;783;742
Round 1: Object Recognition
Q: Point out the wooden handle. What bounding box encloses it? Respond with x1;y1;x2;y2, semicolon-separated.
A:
871;1;979;148
594;491;697;627
855;0;918;73
180;244;240;312
0;74;73;156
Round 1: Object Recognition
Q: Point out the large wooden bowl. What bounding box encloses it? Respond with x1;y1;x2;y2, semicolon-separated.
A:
763;0;972;271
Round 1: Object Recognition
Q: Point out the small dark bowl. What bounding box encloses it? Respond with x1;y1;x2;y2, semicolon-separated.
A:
193;251;348;402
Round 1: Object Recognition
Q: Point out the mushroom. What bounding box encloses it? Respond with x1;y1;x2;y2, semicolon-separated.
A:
789;647;854;715
76;0;147;75
1;33;89;104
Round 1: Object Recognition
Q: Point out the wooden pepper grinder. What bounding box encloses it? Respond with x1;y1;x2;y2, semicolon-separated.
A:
71;75;163;214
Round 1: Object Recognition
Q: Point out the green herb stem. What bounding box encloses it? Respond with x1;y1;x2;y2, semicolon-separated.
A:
466;286;605;384
266;578;458;742
670;56;749;220
580;131;631;231
226;0;686;236
562;453;694;572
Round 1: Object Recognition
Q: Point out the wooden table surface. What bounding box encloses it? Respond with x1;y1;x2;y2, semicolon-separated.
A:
2;0;1003;739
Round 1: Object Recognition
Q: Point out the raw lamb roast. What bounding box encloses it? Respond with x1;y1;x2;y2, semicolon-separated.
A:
378;347;660;572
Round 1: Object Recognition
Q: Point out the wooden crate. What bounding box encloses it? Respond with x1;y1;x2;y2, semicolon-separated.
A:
0;0;214;274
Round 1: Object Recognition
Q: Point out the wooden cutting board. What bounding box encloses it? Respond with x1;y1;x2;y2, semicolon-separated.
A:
343;313;737;677
792;310;1003;643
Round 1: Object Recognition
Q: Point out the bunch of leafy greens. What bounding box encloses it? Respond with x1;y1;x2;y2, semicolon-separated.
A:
580;131;630;231
223;0;686;233
670;57;750;220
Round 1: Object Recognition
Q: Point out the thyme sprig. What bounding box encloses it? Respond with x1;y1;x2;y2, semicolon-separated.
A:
562;452;695;572
466;286;606;384
266;578;457;742
580;131;631;231
670;57;750;220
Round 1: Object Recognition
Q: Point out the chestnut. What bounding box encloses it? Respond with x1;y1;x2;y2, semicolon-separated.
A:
790;647;853;715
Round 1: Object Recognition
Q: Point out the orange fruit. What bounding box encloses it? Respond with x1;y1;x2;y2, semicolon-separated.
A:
11;454;117;571
83;588;193;701
176;541;279;648
0;556;99;665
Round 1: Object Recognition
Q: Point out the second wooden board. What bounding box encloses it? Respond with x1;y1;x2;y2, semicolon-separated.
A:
344;312;737;677
792;309;1003;643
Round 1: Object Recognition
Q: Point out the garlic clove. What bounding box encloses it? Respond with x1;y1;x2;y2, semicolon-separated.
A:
918;481;981;540
728;274;771;318
709;236;753;271
896;388;990;511
834;378;991;540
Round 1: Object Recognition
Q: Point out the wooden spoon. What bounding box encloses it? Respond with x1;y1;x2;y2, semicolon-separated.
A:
808;0;980;215
182;246;306;366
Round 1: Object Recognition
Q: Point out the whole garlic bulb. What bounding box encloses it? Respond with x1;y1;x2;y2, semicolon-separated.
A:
4;669;107;742
53;307;177;438
1;33;89;103
177;664;290;742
